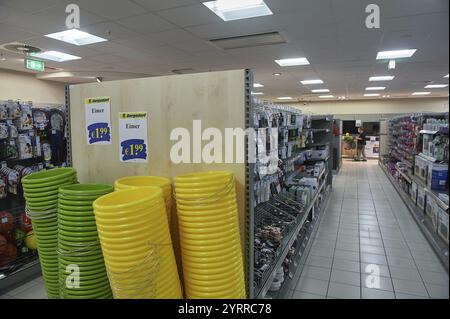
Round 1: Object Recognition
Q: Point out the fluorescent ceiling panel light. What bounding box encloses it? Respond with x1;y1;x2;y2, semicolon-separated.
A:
376;49;417;60
364;93;380;97
277;97;292;100
275;58;310;67
45;29;107;46
388;60;396;70
273;73;282;76
412;92;431;96
369;76;395;81
30;50;81;62
425;84;448;89
311;89;330;93
203;0;273;21
251;92;264;95
301;79;323;85
254;83;264;88
366;87;386;91
444;74;449;78
319;95;334;98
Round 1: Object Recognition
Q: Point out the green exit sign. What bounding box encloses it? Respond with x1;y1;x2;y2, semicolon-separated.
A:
25;58;45;72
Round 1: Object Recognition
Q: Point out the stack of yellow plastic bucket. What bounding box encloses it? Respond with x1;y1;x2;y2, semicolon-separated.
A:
57;184;113;299
114;176;172;225
22;168;77;299
174;171;246;299
93;187;182;299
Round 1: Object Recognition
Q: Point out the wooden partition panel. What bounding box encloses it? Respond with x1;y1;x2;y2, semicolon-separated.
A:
69;70;248;281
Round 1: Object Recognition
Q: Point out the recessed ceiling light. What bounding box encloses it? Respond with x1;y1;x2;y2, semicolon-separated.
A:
273;73;282;76
364;93;380;97
376;49;417;60
275;58;310;67
366;87;386;91
338;96;346;100
254;83;264;88
444;74;449;78
412;92;431;96
369;76;395;82
425;84;448;89
30;50;82;62
301;79;323;85
383;95;391;98
312;89;330;93
45;29;107;46
319;95;334;98
251;92;264;95
277;97;292;100
203;0;273;21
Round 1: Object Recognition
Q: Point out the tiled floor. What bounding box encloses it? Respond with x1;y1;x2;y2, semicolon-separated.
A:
1;160;448;299
291;160;449;299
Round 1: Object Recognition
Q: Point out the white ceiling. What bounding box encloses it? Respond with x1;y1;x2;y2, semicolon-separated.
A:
0;0;448;101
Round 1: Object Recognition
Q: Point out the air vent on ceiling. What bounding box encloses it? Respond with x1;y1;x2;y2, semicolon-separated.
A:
210;32;286;50
0;42;42;54
172;68;195;75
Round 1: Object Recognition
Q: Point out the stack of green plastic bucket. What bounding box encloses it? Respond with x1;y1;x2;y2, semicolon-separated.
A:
57;184;113;299
22;168;77;299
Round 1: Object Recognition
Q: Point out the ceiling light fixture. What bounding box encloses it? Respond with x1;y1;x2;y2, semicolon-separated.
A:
275;57;310;67
254;83;264;88
376;49;417;60
366;87;386;91
301;79;323;85
412;92;431;96
96;77;103;83
0;53;5;61
311;89;330;93
30;50;81;62
444;74;449;78
273;73;282;76
388;60;396;70
45;29;107;46
338;96;346;100
319;95;334;98
277;97;292;100
251;92;264;95
383;95;391;98
369;76;395;82
425;84;448;89
364;93;380;97
203;0;273;21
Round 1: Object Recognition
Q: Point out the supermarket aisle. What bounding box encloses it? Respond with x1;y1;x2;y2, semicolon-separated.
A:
291;160;449;299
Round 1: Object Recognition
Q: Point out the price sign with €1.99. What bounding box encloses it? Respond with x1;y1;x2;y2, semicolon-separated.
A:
119;112;148;163
85;97;112;145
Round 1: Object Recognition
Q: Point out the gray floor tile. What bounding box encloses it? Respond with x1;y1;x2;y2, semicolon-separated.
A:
383;239;408;249
333;259;361;273
414;260;447;273
331;269;361;287
361;274;393;291
360;238;384;247
362;287;395;299
334;249;360;262
310;248;335;258
361;253;388;265
7;280;40;296
306;255;333;269
360;244;386;255
360;231;382;239
336;242;359;252
384;247;413;259
0;294;15;299
425;283;450;299
327;282;361;299
392;278;429;297
396;293;429;299
10;282;47;299
387;256;417;269
389;266;423;282
295;277;329;296
361;263;391;278
420;270;449;286
291;291;326;299
300;265;332;281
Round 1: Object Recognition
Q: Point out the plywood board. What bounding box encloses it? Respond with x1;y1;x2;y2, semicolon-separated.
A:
69;69;248;282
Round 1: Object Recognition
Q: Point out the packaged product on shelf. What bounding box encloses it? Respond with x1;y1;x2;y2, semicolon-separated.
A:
414;155;429;182
427;163;448;191
410;181;418;205
7;101;21;119
17;134;33;159
0;179;6;199
425;197;439;232
438;210;449;244
16;102;33;130
0;103;8;119
417;187;426;210
0;167;19;195
9;125;18;138
32;109;49;130
0;123;8;139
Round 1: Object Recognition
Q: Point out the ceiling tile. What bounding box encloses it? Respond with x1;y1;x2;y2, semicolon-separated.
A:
0;0;61;14
132;0;198;11
116;12;178;34
81;22;140;41
0;23;37;44
157;3;221;27
67;0;147;20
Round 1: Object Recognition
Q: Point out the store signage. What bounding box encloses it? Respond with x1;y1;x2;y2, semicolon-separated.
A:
119;112;148;163
85;97;112;145
25;58;45;72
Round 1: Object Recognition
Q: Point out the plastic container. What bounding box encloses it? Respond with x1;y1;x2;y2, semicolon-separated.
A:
174;171;246;299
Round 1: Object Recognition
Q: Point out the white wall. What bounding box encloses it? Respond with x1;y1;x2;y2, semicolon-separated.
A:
287;98;449;116
0;68;66;104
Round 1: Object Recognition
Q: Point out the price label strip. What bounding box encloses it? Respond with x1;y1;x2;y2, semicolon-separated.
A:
85;97;112;145
118;112;148;163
